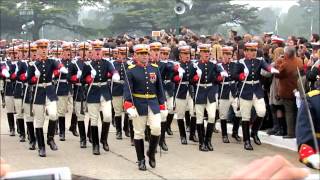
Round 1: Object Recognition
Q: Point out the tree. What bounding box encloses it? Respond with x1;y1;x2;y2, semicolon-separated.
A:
0;0;102;40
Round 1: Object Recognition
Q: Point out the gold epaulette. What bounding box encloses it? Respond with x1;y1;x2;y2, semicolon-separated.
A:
307;90;320;97
128;65;136;69
151;63;158;68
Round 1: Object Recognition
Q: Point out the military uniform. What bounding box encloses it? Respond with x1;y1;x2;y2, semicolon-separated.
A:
174;46;198;145
123;44;166;171
81;40;119;155
218;46;241;143
191;44;226;151
27;39;67;157
234;42;279;150
111;47;130;140
68;42;88;148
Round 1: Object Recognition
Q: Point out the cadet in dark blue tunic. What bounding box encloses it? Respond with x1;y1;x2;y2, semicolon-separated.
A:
81;40;119;155
123;44;166;171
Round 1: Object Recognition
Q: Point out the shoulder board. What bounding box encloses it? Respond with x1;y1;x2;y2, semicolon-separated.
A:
151;63;158;68
307;90;320;97
128;65;136;69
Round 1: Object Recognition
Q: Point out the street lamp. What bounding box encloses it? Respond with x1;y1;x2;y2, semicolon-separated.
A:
19;1;34;40
174;0;193;35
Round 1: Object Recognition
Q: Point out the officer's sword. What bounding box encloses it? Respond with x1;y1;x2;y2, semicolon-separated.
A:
297;67;319;154
237;59;249;111
55;41;62;94
21;41;31;113
31;64;40;117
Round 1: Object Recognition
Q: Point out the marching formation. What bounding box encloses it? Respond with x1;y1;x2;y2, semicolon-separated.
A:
0;30;319;171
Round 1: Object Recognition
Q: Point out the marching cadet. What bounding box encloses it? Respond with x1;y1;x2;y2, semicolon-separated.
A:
173;45;198;145
81;40;120;155
27;39;68;157
24;43;38;150
157;46;175;151
234;42;279;150
1;46;18;136
112;48;119;60
55;42;75;141
68;42;90;148
218;46;241;143
13;44;28;142
191;44;228;151
112;46;130;140
123;44;166;170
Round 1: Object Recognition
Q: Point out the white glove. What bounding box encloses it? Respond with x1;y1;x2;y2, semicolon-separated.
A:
196;68;202;77
178;67;185;78
244;68;249;76
293;89;300;98
76;70;82;79
127;107;139;118
270;67;279;74
306;154;320;170
160;109;169;119
59;66;68;74
193;62;199;69
220;71;228;77
91;69;97;78
112;73;120;82
127;60;133;66
2;69;10;78
35;69;41;78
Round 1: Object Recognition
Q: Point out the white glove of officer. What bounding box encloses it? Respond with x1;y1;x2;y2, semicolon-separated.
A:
91;69;97;78
2;69;10;78
59;66;68;74
112;73;120;82
220;71;228;77
127;107;139;118
35;69;41;78
178;67;185;79
76;70;82;79
270;67;279;74
193;62;199;69
196;68;202;77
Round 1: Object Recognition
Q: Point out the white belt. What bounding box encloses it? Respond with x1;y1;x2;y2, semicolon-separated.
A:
5;79;11;82
92;82;108;86
75;83;81;86
114;80;124;84
222;81;235;85
245;80;259;84
58;79;68;83
37;83;53;87
180;82;189;85
164;80;171;83
16;81;23;84
199;83;212;87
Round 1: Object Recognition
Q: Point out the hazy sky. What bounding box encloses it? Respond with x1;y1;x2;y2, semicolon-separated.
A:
231;0;299;13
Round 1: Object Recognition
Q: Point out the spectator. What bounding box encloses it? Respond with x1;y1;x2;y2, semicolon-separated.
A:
275;46;303;138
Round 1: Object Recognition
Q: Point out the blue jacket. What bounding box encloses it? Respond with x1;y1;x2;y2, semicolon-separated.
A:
158;61;175;97
175;61;194;99
14;60;28;99
111;60;128;97
68;59;86;102
3;60;16;96
124;63;165;116
56;59;72;96
27;59;59;104
219;61;238;99
234;58;271;100
81;59;115;103
296;90;320;149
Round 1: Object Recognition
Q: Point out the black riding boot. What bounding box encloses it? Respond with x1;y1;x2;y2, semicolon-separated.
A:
78;121;87;148
101;122;110;151
166;113;174;135
129;120;134;146
47;120;58;151
159;122;168;151
197;124;208;152
58;117;65;141
145;125;151;142
87;120;92;143
177;119;187;144
232;117;241;142
147;135;160;168
189;116;198;142
26;122;36;150
123;113;130;137
69;113;79;137
35;128;46;157
221;120;230;143
17;118;26;142
7;113;15;136
185;111;191;131
242;121;253;150
115;116;122;140
134;139;146;171
91;126;100;155
251;117;263;145
205;123;214;151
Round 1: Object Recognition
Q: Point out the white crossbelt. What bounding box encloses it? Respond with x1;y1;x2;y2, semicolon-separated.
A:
92;82;108;86
222;81;235;85
37;82;53;87
199;83;212;87
244;80;259;84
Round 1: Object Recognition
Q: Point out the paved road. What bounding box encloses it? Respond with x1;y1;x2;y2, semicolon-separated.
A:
0;108;313;179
